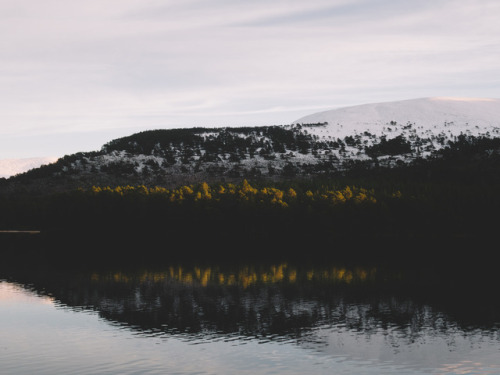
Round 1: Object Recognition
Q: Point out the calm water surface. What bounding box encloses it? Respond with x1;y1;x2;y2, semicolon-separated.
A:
1;261;500;375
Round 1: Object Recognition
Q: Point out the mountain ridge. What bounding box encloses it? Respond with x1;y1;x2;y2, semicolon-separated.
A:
3;97;500;192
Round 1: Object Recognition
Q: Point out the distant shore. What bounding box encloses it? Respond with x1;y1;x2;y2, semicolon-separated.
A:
0;230;40;234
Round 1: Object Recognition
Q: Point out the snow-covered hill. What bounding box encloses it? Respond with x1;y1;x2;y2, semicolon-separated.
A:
294;97;500;139
4;97;500;189
290;96;500;164
0;157;58;178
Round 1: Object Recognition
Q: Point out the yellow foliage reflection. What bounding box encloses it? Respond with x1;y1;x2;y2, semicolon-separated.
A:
91;264;377;289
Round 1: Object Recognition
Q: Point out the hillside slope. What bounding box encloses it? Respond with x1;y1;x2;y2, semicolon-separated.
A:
295;97;500;135
3;97;500;191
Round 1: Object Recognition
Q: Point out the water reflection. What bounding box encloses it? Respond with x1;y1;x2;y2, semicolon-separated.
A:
2;261;500;374
2;262;499;340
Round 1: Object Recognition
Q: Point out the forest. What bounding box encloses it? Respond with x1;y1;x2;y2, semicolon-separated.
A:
1;158;499;265
1;131;499;265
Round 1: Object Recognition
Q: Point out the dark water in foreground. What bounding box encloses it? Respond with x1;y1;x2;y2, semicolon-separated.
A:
1;238;500;374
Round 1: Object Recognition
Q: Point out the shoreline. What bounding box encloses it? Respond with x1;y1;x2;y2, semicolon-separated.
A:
0;230;41;234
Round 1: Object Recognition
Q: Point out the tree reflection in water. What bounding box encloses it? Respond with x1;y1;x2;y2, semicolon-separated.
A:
2;261;499;345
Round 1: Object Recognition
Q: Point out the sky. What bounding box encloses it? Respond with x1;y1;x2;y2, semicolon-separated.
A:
1;0;499;163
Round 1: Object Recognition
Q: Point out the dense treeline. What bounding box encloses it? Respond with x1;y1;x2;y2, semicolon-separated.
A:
35;180;385;250
102;125;320;157
2;133;500;264
1;164;499;265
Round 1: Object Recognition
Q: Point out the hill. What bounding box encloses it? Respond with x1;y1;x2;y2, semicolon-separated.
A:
1;97;500;262
2;97;500;193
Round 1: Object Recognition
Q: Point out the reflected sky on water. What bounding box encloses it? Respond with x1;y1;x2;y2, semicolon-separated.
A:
1;262;500;375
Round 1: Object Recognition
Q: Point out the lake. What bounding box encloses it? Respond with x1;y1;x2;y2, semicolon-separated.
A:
1;247;500;375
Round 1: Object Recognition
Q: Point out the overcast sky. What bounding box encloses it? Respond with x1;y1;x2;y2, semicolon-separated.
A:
1;0;499;160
